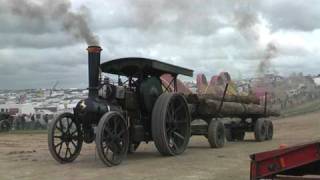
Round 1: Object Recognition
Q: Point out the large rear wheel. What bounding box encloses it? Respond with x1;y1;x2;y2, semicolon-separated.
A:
96;112;129;166
48;112;83;163
152;93;191;156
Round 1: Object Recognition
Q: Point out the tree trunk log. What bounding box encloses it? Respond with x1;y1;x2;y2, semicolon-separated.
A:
193;99;280;118
186;94;260;105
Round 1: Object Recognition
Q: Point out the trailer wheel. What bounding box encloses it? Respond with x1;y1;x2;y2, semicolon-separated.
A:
254;119;267;142
96;111;129;166
48;112;83;163
152;93;191;156
225;128;245;142
0;120;11;132
208;120;225;148
266;120;273;140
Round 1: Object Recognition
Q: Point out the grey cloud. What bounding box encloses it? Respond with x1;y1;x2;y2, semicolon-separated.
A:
92;0;234;35
260;0;320;31
273;55;320;76
1;0;99;45
0;45;89;89
0;64;88;89
0;0;319;89
0;32;78;49
0;13;59;35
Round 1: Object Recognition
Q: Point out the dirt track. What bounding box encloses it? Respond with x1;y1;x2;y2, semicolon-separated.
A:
0;112;320;180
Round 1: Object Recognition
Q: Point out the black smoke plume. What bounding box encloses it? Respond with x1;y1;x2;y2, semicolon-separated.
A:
8;0;99;45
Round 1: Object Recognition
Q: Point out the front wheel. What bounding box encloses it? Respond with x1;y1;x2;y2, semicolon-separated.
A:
48;112;83;163
96;111;129;166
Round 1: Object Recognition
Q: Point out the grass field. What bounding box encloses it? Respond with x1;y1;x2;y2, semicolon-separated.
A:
281;99;320;117
3;129;47;134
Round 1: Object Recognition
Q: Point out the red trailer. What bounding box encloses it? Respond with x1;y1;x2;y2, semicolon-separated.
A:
250;141;320;179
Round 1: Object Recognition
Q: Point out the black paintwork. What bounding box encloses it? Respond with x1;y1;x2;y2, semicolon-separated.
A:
100;57;193;77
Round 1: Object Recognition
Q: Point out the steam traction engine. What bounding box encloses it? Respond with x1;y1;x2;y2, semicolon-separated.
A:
48;46;279;166
48;46;194;166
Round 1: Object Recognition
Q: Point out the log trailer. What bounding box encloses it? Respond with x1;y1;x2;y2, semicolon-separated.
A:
48;46;279;166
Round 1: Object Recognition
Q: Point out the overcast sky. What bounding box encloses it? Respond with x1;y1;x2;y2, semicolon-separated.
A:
0;0;319;89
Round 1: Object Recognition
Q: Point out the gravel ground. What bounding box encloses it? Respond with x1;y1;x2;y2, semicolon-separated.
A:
0;111;319;180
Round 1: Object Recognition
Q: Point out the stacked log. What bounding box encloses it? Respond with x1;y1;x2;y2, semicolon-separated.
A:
186;94;280;118
187;94;260;105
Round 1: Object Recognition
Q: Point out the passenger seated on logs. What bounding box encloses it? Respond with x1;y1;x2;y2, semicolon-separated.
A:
196;73;208;94
219;72;238;96
206;75;224;95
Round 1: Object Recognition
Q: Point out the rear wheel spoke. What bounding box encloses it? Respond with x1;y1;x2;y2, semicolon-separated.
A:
166;127;171;133
102;142;109;150
175;104;184;114
113;119;119;133
117;129;126;138
171;140;178;150
173;131;185;140
104;127;113;136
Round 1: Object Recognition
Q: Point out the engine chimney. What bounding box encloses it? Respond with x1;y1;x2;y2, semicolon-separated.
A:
87;46;102;97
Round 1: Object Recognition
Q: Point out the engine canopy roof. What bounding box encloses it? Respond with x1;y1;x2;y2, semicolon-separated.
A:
100;57;193;77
